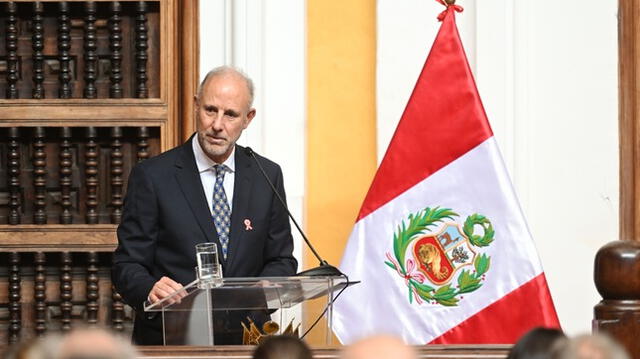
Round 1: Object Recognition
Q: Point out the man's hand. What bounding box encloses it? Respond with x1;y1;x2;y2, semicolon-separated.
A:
148;276;185;305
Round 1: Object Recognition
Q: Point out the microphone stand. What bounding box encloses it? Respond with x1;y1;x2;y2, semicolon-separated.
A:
245;147;343;277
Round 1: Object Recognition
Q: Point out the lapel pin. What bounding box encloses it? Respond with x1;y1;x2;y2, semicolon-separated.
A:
244;219;253;231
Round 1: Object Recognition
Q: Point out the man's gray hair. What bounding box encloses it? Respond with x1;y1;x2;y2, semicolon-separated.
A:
196;65;255;109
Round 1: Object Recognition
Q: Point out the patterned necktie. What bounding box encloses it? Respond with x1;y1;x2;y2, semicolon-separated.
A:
212;164;231;259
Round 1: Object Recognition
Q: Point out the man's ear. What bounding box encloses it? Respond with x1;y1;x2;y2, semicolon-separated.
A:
244;108;256;128
193;96;200;117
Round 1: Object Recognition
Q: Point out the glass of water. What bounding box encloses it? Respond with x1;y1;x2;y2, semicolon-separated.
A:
195;243;223;288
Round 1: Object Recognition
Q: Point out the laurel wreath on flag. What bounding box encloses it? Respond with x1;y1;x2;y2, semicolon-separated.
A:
384;207;494;306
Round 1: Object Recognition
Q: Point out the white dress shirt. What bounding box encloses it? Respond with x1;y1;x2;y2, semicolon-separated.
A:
192;135;235;214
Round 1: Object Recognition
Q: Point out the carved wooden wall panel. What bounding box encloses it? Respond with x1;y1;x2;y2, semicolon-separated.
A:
0;0;199;348
0;126;160;225
0;1;161;100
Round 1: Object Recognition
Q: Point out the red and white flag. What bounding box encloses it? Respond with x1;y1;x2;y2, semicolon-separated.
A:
333;3;559;344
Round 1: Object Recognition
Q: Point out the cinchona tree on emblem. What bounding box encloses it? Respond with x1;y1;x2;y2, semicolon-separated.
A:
384;207;494;306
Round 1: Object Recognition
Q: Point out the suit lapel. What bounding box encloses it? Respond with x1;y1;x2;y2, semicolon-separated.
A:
174;139;224;263
226;145;252;271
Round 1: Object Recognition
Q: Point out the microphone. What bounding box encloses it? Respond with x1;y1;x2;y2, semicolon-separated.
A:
244;146;343;277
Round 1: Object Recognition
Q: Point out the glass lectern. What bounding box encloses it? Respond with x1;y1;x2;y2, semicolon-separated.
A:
144;276;349;346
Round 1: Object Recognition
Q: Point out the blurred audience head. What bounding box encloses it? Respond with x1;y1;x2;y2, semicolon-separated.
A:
252;335;312;359
556;333;629;359
5;328;136;359
340;335;416;359
56;327;137;359
5;335;62;359
507;327;567;359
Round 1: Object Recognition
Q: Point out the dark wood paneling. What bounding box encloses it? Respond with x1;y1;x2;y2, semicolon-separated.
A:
0;1;162;100
0;0;200;348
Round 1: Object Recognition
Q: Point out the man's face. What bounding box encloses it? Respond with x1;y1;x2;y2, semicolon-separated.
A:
195;73;255;163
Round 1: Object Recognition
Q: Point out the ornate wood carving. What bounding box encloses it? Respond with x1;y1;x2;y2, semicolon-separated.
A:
0;0;199;345
58;1;72;99
33;127;48;225
60;252;73;332
9;252;21;344
111;127;124;224
84;2;98;99
6;2;19;99
111;284;125;332
85;127;99;224
87;252;99;326
135;1;149;98
34;252;47;336
8;127;21;225
1;126;161;226
32;2;45;99
60;127;73;224
138;126;150;162
110;2;123;98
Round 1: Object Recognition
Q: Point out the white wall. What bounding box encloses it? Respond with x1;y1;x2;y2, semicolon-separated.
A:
377;0;619;336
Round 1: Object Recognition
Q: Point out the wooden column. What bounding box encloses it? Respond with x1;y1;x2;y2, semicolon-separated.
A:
109;1;124;99
34;252;47;336
58;1;72;99
619;0;640;241
86;252;99;326
178;0;200;141
8;253;21;344
135;1;149;99
8;127;21;225
60;252;72;332
594;2;640;359
6;2;19;99
33;127;48;224
83;1;98;99
32;2;45;99
85;127;99;224
59;127;73;224
594;241;640;358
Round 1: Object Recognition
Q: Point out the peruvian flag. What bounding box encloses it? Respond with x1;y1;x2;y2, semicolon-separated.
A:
333;3;559;344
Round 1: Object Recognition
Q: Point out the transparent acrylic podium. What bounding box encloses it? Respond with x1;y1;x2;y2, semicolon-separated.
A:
144;276;350;346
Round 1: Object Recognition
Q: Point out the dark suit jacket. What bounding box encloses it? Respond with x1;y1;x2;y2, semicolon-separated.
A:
112;137;298;344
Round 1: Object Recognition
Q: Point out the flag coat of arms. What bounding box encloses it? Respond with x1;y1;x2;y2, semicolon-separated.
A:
333;3;560;344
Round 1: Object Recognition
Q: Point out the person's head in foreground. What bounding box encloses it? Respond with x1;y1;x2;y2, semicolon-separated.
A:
340;335;416;359
507;327;567;359
57;327;138;359
5;327;137;359
556;333;629;359
252;335;312;359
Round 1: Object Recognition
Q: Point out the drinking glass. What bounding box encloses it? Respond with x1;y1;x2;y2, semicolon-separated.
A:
195;243;223;288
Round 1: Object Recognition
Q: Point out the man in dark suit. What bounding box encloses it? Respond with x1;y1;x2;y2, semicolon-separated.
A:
112;66;298;345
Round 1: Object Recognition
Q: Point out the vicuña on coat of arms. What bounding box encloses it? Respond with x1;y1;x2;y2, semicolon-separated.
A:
384;207;494;306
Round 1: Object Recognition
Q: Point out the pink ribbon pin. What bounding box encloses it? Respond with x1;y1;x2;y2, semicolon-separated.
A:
244;219;253;231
